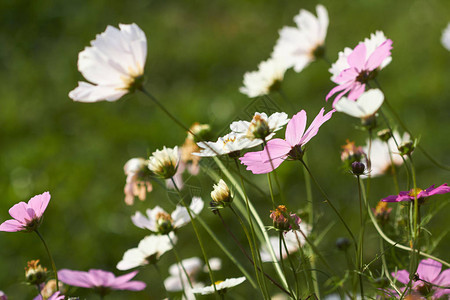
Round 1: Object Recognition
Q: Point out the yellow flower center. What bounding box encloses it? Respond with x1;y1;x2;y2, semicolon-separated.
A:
408;188;423;198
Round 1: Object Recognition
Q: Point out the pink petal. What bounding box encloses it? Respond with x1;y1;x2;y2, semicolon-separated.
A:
424;183;450;197
0;219;25;232
58;269;95;288
326;81;353;102
417;259;442;282
347;43;367;69
112;270;146;291
28;192;51;218
8;202;30;223
260;139;292;162
240;151;285;174
299;108;334;145
285;111;307;146
88;269;116;287
347;82;366;100
434;269;450;287
335;67;359;83
391;269;410;285
365;39;393;70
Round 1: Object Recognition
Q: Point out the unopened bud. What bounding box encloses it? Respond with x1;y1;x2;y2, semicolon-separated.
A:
211;180;232;208
25;260;47;285
377;129;391;142
335;237;351;251
351;161;365;175
398;141;415;156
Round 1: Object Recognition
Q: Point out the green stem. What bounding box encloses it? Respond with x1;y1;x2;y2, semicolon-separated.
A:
356;176;365;300
170;179;218;296
168;233;193;300
262;139;285;206
281;233;300;298
35;230;59;291
213;157;289;289
278;232;295;299
153;263;170;299
300;160;357;252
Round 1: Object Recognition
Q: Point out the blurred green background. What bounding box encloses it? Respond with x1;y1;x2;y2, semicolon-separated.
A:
0;0;449;298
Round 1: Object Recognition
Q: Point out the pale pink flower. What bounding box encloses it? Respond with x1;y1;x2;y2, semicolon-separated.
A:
123;158;152;205
69;24;147;102
240;108;334;174
390;258;450;299
0;192;50;232
326;37;393;106
58;269;145;294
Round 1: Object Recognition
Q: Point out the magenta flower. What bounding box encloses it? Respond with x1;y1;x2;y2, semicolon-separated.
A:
58;269;145;295
390;258;450;298
326;39;393;107
240;108;334;174
382;184;450;203
0;192;50;232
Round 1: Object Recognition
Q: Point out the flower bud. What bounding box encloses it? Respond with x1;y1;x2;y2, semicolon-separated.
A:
148;146;179;179
25;260;47;285
211;180;232;207
335;237;351;251
377;129;391;142
351;161;365;175
398;140;415;156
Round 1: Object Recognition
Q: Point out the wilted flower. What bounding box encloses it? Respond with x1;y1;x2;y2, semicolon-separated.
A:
69;23;147;102
442;23;450;51
148;146;179;179
334;89;384;127
230;112;289;141
123;158;153;205
382;183;450;204
327;32;393;106
240;108;334;174
0;192;50;232
131;197;204;234
260;225;311;262
389;258;450;299
58;269;146;295
181;123;211;174
194;132;260;157
340;139;365;164
269;205;301;231
240;58;287;98
33;279;65;300
372;201;392;224
25;260;47;285
117;234;175;270
210;180;232;207
272;5;329;72
192;277;246;295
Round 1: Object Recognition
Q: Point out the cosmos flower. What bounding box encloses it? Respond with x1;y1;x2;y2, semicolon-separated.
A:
194;132;261;157
117;234;175;270
240;58;287;98
272;4;329;72
390;258;450;299
441;23;450;51
230;112;289;141
58;269;145;295
210;179;232;206
131;197;204;234
382;183;450;203
192;277;246;295
334;88;384;119
164;257;204;300
123;158;153;205
148;146;180;179
362;131;409;177
0;291;6;300
0;192;50;232
240;108;334;174
260;224;311;262
69;23;147;102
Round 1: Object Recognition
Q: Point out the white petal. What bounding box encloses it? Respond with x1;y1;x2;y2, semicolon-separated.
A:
131;211;154;231
117;248;146;270
69;82;128;102
335;97;365;118
356;89;384;115
189;197;204;215
172;205;190;228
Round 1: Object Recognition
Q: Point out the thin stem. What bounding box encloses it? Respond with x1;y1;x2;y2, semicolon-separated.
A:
356;176;365;300
262;139;285;206
35;230;59;291
168;233;193;299
300;160;357;251
379;237;401;295
170;179;218;296
278;232;295;299
281;233;300;298
153;263;170;299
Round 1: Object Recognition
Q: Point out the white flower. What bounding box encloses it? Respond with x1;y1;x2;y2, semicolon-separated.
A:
260;223;311;262
211;179;232;204
363;131;409;177
164;257;204;300
334;89;384;119
148;146;180;179
69;23;147;102
230;112;289;141
240;58;287;98
131;197;204;234
194;132;260;157
123;158;152;205
116;234;175;270
441;23;450;51
192;277;246;295
329;31;392;82
272;5;329;72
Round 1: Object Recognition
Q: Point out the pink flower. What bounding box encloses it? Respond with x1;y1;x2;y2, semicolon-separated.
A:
382;184;450;203
390;258;450;299
240;108;334;174
35;292;65;300
58;269;145;295
0;192;50;232
326;39;393;107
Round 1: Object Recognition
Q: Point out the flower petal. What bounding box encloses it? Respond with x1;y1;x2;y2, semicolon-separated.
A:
365;39;393;70
69;82;128;103
58;269;95;288
8;202;30;224
417;258;442;282
299;108;334;145
285;111;307;146
391;269;410;285
28;192;50;219
347;43;367;68
0;219;24;232
260;139;292;162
